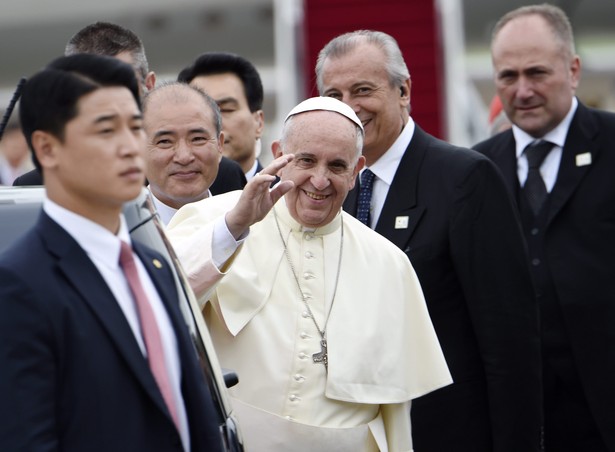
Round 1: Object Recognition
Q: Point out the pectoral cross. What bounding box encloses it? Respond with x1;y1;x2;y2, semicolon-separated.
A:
312;339;328;371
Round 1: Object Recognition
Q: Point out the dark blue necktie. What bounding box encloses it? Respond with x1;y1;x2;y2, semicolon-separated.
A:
524;140;554;215
357;169;376;226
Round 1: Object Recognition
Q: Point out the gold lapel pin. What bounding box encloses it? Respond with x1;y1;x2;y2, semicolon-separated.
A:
152;259;163;269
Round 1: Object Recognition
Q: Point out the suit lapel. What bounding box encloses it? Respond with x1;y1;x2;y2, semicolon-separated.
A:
547;104;599;226
486;132;519;199
37;213;172;419
343;182;359;216
373;126;428;250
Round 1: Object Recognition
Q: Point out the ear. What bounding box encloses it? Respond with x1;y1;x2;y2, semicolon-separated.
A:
271;140;283;159
253;110;265;139
31;130;60;170
569;55;581;91
349;156;366;190
144;71;157;92
400;78;411;108
216;131;225;161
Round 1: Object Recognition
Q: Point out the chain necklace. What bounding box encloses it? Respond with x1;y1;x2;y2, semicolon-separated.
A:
273;208;344;372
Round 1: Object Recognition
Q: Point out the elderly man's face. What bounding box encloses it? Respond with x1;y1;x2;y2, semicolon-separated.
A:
492;14;580;138
144;90;222;209
272;110;364;228
319;42;410;165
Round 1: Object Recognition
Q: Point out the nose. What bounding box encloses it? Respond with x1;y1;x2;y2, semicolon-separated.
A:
310;167;331;191
340;93;360;115
119;127;145;157
174;139;195;165
515;76;534;101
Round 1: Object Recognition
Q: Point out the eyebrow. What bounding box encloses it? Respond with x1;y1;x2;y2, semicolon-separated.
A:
152;127;210;139
216;97;240;106
93;113;142;124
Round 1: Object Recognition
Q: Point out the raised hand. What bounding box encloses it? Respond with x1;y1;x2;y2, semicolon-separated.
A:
225;154;294;239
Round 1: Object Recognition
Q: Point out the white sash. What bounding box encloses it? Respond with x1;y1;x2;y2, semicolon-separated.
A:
232;397;386;452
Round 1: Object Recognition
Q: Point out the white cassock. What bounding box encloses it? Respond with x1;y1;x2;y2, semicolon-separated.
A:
167;191;452;452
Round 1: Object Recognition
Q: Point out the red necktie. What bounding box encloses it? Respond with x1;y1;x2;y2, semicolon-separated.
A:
119;241;180;431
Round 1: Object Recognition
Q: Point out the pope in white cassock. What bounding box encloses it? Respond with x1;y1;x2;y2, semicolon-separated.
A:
166;97;452;451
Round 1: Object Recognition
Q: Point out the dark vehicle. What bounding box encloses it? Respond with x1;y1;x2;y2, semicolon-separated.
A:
0;186;243;451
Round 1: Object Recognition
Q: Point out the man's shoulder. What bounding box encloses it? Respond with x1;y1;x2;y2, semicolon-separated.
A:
342;212;407;259
170;190;242;227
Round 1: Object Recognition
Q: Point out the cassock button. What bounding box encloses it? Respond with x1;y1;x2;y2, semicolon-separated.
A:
304;232;314;241
301;311;310;318
531;228;540;236
294;373;305;382
289;394;300;402
532;258;541;266
298;352;308;359
305;251;314;259
300;331;310;339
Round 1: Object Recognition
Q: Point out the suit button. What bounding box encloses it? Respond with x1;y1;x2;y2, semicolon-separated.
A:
531;228;539;235
531;258;541;266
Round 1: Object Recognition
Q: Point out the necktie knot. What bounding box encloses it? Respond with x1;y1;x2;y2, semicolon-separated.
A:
525;140;553;169
360;168;376;188
119;241;135;268
357;169;376;226
523;141;553;215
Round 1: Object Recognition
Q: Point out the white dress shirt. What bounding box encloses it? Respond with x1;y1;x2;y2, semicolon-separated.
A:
360;117;415;229
43;198;190;451
513;97;578;191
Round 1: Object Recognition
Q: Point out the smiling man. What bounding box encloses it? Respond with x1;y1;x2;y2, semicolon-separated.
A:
316;30;543;452
166;96;451;451
0;54;224;451
143;82;224;225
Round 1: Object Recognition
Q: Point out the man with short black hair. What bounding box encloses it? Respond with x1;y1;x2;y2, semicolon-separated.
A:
178;52;265;182
0;53;224;452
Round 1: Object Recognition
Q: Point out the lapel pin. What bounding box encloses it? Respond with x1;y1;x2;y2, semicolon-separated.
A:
575;152;592;167
395;216;409;229
152;259;163;269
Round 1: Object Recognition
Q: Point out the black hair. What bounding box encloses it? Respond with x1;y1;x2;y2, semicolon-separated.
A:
177;52;263;112
19;53;141;170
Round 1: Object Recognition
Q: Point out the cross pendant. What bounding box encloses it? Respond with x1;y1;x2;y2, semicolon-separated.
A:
312;339;328;371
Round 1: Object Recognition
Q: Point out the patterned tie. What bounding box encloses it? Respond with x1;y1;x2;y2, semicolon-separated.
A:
119;241;180;431
357;169;376;226
523;140;554;215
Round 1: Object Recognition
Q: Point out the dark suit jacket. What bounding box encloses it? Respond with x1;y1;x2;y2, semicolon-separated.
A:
12;167;41;186
344;125;542;452
210;156;247;195
473;102;615;449
0;212;223;451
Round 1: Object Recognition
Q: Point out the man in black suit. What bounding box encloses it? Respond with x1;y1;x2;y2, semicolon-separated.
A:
13;22;246;194
473;5;615;451
0;54;223;451
316;30;542;451
178;52;266;183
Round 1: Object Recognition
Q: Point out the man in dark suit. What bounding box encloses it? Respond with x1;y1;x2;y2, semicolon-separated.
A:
0;54;223;451
473;5;615;451
316;30;542;451
13;21;246;194
178;52;266;183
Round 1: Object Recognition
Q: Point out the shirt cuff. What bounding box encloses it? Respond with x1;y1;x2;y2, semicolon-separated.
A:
212;216;248;269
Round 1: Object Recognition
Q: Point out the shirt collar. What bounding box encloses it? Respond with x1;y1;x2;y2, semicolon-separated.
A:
43;197;130;270
364;116;415;184
275;197;342;236
513;97;578;158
